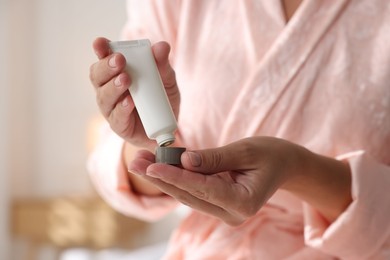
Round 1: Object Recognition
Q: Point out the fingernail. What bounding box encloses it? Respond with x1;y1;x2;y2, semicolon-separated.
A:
146;171;161;178
128;168;141;176
187;152;201;167
109;55;117;68
122;98;128;107
114;75;122;87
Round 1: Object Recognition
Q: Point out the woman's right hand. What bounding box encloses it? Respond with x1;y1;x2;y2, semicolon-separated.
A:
89;37;180;150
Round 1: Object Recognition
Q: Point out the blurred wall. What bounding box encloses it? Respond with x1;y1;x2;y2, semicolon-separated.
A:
2;1;127;257
5;0;127;198
2;2;186;259
1;0;10;258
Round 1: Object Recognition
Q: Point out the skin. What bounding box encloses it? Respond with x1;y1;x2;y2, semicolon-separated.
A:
282;0;303;22
89;0;304;197
90;38;352;226
89;0;351;226
128;138;352;226
90;38;182;196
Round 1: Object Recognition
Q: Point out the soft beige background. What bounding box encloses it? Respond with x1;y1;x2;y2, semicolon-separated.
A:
1;0;127;258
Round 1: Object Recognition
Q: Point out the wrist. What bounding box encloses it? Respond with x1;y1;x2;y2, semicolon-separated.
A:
282;148;352;222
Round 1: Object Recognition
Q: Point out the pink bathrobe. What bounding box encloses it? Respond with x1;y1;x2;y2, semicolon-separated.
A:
88;0;390;259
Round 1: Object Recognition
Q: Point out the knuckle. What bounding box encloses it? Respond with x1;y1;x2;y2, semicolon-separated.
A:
109;109;131;137
89;64;95;82
95;92;106;108
163;67;177;88
89;64;96;83
192;189;210;201
109;111;121;130
210;151;223;169
169;68;176;81
235;139;258;166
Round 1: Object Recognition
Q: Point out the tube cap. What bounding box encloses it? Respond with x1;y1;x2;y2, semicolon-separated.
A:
155;147;186;165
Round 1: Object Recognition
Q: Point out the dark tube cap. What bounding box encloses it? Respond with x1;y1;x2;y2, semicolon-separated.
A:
155;147;186;165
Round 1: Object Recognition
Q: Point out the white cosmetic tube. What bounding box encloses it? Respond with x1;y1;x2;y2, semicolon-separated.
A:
109;40;177;146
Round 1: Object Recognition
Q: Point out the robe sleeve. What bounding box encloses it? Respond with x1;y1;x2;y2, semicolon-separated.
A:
303;151;390;259
87;125;178;222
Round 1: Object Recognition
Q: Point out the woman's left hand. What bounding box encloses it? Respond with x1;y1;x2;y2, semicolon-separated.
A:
128;137;352;226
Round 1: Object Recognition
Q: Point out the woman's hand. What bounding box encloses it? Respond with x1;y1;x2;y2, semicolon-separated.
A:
128;136;352;226
89;37;180;149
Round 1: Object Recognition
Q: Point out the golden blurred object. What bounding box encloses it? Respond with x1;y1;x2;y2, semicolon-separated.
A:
11;196;148;259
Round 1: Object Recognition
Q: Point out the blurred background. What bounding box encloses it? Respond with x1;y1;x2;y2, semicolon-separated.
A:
1;0;181;259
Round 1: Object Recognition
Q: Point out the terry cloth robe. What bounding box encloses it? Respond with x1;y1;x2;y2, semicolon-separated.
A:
88;1;390;259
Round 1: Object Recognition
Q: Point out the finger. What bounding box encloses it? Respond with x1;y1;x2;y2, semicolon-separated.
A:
107;95;136;137
152;42;177;89
96;72;131;118
134;149;156;162
146;164;249;220
129;152;246;226
92;37;112;59
128;150;229;219
143;171;244;226
90;53;127;88
127;149;155;175
152;41;170;63
181;141;256;175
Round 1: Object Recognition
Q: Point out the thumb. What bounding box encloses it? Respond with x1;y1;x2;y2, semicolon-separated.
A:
181;144;246;174
152;41;171;65
152;41;177;90
92;37;111;59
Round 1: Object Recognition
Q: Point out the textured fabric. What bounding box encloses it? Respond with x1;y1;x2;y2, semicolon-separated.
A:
88;0;390;259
